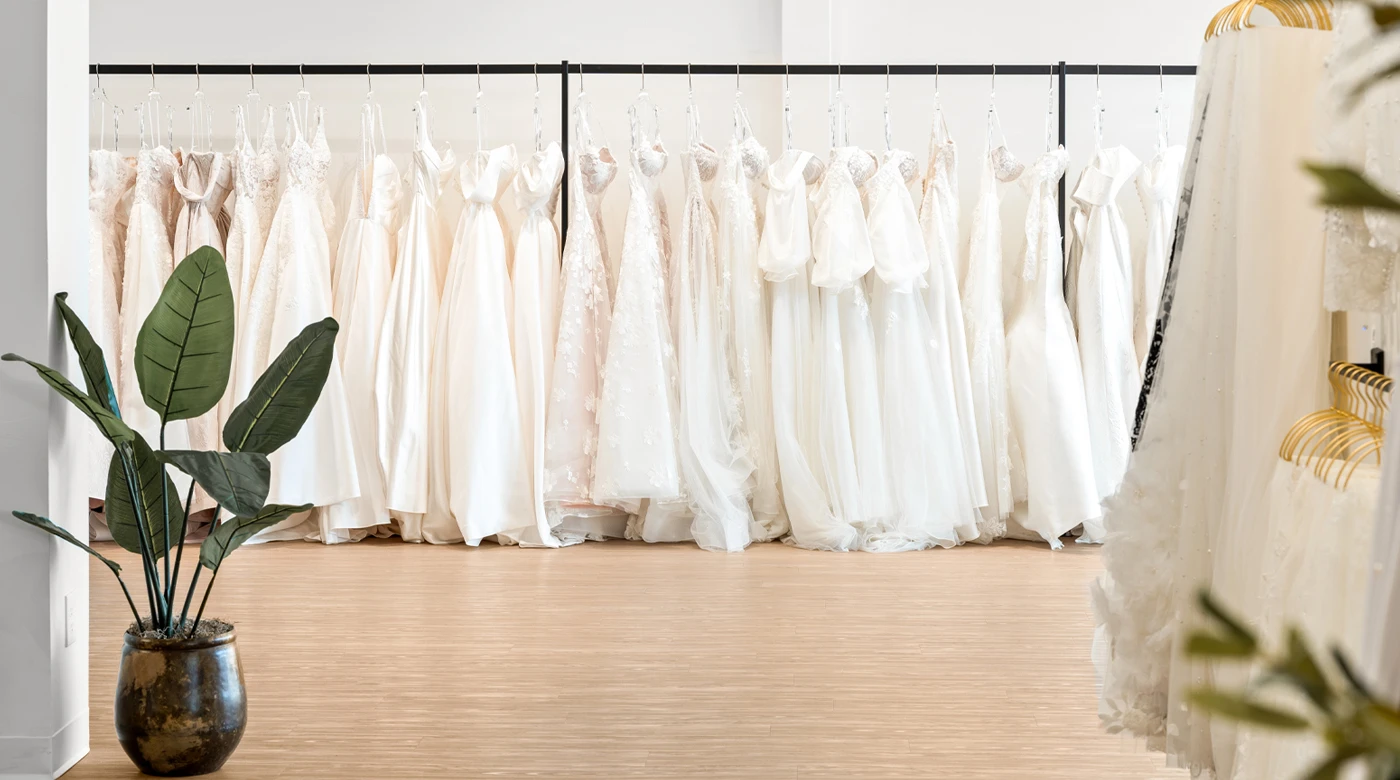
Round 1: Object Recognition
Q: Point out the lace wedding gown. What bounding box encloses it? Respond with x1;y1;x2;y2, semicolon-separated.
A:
593;105;684;533
87;150;134;506
811;147;891;543
1135;144;1186;370
249;107;361;535
222;107;279;430
761;149;849;550
502;141;567;548
543;107;624;541
426;144;531;546
376;101;454;541
962;117;1025;538
319;105;401;542
1005;147;1100;547
866;149;980;550
664;122;755;552
918;113;987;513
1070;146;1143;534
716;114;785;540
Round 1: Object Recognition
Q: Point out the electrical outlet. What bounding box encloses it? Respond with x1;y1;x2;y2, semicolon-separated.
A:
65;593;76;647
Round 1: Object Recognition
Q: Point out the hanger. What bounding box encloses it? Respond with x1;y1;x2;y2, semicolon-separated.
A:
243;64;262;151
1280;361;1391;489
144;64;163;150
883;64;893;153
630;63;661;149
294;63;312;137
1045;63;1057;152
91;64;116;151
533;63;543;153
733;65;750;142
1206;0;1334;39
188;63;213;153
1155;65;1171;152
829;63;847;149
473;63;485;155
686;63;704;149
783;64;792;153
1093;64;1105;152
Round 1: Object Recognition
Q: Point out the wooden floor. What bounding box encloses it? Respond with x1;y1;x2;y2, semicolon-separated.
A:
69;539;1185;779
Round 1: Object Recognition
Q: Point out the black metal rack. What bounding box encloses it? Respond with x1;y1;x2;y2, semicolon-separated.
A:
88;61;1198;245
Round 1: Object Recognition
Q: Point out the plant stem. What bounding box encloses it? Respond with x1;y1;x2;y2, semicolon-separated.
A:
118;444;165;627
159;425;170;628
191;564;221;637
164;481;197;618
178;561;204;634
116;574;144;633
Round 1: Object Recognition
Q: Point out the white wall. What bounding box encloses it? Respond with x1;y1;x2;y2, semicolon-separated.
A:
0;1;91;778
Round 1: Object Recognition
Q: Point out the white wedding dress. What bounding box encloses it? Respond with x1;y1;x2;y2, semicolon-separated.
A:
918;113;987;514
426;143;531;546
716;110;785;541
1070;146;1142;534
376;101;454;542
962;114;1025;538
318;105;400;542
761;148;848;550
593;103;684;533
502;141;567;548
543;105;624;541
866;148;980;550
1135;143;1186;371
811;147;891;542
1005;147;1101;547
87;149;134;508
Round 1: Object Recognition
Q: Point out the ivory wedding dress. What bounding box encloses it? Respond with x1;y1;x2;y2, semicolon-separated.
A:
1135;144;1186;370
1005;147;1100;547
918;113;987;513
249;107;360;534
318;105;400;542
543;105;624;540
87;149;134;505
502;141;567;548
1070;145;1142;530
663;114;755;552
222;107;279;430
962;114;1025;538
376;101;454;541
716;110;785;540
811;146;891;542
593;104;684;531
426;143;530;546
761;148;846;550
866;148;980;550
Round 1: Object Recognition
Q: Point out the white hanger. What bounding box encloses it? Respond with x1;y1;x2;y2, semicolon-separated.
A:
829;63;847;149
293;63;312;139
473;63;485;155
1093;64;1106;152
686;63;703;148
91;64;115;151
1044;63;1057;152
782;64;792;153
244;65;262;151
143;64;163;150
533;63;543;153
1155;64;1170;152
188;63;213;153
630;63;661;150
883;64;893;153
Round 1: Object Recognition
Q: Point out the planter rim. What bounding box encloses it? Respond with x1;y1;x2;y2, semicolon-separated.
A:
123;624;236;652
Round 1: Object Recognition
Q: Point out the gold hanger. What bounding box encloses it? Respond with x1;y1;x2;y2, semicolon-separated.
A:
1280;361;1389;489
1206;0;1334;40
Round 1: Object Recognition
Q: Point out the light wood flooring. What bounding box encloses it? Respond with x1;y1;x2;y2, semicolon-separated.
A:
68;539;1186;779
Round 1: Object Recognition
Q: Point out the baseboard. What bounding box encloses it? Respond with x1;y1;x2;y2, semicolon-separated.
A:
0;710;89;779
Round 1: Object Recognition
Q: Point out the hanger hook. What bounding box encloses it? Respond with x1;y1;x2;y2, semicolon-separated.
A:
195;63;201;93
150;63;156;92
1159;63;1165;94
579;62;585;93
885;63;890;94
300;63;305;91
476;62;482;93
366;63;373;95
736;63;741;93
784;62;790;91
687;62;693;94
420;63;426;93
249;63;255;93
640;62;645;92
534;62;539;94
836;62;842;93
95;62;101;93
991;63;996;99
1095;63;1101;96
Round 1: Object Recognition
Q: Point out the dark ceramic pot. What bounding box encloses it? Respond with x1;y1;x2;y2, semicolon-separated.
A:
114;625;246;777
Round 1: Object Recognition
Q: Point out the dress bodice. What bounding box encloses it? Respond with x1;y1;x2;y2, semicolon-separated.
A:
1137;145;1185;205
684;142;720;187
1073;146;1141;208
173;151;233;213
132;145;178;212
514;142;565;218
578;146;618;196
285;123;332;194
757;149;822;281
90;149;136;223
234;113;282;227
364;154;404;231
866;149;930;288
990;144;1026;184
1018;147;1071;283
811;147;879;289
631;140;669;181
461;145;518;205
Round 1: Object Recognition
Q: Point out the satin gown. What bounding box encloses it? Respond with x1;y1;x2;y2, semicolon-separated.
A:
375;102;455;542
426;145;532;546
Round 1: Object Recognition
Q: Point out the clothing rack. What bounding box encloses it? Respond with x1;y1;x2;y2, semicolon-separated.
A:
88;61;1198;248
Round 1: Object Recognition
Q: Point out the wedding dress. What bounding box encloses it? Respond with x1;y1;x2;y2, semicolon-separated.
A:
426;143;530;546
1005;147;1100;547
661;112;755;552
810;146;890;542
1071;145;1143;531
1134;144;1186;371
376;100;454;541
1092;30;1332;776
593;102;684;531
760;148;849;550
918;112;987;513
962;113;1025;538
317;105;400;542
716;109;785;540
866;148;979;550
221;107;279;430
501;141;567;548
249;107;360;529
87;149;134;506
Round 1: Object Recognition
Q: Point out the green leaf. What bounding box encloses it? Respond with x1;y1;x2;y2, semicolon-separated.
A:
157;450;269;518
1187;689;1311;731
1301;749;1366;780
53;292;119;415
1268;628;1334;712
1186;633;1259;659
1333;647;1378;700
1197;589;1259;650
223;318;339;454
134;245;234;423
1;354;134;444
1360;703;1400;753
105;434;176;560
199;503;311;570
1305;163;1400;213
10;511;122;576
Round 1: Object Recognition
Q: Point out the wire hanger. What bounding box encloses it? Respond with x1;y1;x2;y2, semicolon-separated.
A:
473;63;485;155
829;63;848;149
295;63;312;137
1045;63;1058;152
1155;64;1170;151
91;63;113;151
144;64;163;150
630;62;661;148
1093;63;1106;152
783;63;792;153
188;63;212;153
686;63;703;148
245;64;262;151
883;64;893;153
533;63;543;153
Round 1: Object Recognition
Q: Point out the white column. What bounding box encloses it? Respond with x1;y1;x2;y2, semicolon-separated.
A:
0;1;92;778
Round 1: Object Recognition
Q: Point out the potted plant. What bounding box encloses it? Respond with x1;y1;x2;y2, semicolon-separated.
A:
5;246;339;776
